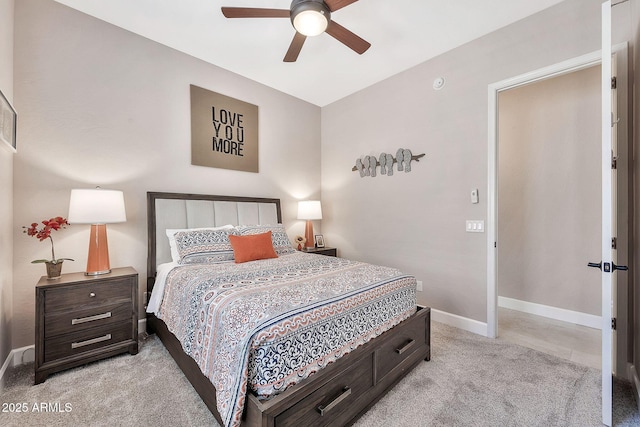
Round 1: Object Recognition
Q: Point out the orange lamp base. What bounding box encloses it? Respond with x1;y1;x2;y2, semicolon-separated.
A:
304;220;315;248
85;224;111;276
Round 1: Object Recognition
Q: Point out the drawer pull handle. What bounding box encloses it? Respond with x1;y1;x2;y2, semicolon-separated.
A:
395;339;415;355
71;334;112;349
71;311;112;325
317;386;351;416
89;292;96;298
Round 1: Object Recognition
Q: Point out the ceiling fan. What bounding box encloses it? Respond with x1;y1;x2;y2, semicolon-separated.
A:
221;0;371;62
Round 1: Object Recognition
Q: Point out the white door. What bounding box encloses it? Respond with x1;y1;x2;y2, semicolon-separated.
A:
594;2;625;425
610;50;619;380
599;2;612;425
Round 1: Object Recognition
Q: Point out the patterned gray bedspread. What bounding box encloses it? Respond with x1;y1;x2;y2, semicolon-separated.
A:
157;251;416;427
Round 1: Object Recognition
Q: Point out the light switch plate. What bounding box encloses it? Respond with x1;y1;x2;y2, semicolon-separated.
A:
466;220;484;233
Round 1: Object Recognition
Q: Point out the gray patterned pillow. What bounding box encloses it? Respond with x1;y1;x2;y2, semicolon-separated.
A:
174;228;239;264
235;224;295;255
166;225;234;263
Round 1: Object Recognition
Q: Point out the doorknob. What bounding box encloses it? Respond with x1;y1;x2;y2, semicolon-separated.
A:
587;261;628;272
612;263;628;272
587;262;602;270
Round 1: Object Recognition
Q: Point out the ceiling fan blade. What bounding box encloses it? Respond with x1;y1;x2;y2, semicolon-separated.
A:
325;21;370;55
221;7;290;18
324;0;359;12
284;32;307;62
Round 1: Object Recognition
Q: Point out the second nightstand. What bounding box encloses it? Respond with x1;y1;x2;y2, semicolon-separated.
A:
35;267;138;384
304;247;337;257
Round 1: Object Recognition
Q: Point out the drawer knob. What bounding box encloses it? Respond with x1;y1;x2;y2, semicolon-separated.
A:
317;386;351;416
395;339;415;355
89;292;96;298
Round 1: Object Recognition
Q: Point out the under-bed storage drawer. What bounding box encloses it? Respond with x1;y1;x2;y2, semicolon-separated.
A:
244;307;431;427
274;354;373;427
374;309;430;381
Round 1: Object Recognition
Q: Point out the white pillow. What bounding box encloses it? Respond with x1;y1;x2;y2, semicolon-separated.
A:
166;224;234;263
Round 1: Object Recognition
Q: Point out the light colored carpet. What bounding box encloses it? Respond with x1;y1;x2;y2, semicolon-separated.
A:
2;321;638;426
2;335;216;427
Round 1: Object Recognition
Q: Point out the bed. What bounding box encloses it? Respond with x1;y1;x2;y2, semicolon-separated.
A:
146;191;431;427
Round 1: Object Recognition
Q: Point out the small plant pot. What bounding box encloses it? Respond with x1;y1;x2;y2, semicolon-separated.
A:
45;261;64;279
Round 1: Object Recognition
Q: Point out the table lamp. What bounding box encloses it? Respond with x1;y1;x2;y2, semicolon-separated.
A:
68;188;127;275
297;200;322;249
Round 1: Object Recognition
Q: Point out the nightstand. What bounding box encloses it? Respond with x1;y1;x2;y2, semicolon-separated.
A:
35;267;138;384
304;247;337;257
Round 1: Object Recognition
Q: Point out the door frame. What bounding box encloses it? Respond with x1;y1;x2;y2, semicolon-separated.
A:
487;43;629;338
486;49;601;339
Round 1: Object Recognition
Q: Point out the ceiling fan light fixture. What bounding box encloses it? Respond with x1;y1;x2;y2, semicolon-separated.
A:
291;0;331;37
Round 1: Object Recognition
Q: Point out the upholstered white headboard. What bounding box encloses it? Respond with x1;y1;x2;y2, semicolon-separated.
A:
147;192;282;282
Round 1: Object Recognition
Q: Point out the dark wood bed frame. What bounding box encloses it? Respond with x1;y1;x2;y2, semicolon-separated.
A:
146;192;431;427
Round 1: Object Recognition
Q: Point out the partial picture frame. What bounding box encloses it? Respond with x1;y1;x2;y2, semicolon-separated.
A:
0;90;16;153
314;234;325;248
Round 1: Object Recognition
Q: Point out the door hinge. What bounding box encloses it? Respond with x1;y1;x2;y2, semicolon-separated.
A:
612;113;621;128
612;237;617;249
612;76;617;89
612;156;618;169
612;318;617;330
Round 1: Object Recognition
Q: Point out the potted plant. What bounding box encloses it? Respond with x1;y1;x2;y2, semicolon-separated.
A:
23;216;74;279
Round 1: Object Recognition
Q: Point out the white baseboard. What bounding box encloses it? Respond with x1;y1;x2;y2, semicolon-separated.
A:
0;345;35;389
431;308;488;336
12;345;35;366
0;349;12;390
498;296;601;330
630;364;640;412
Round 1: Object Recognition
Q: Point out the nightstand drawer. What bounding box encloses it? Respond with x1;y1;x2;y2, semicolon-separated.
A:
44;322;133;363
44;303;133;338
44;278;132;314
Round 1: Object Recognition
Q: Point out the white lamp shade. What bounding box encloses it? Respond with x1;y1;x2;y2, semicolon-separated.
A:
297;200;322;220
68;189;127;224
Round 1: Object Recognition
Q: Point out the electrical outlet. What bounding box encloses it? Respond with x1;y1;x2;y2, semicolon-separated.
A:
416;280;423;292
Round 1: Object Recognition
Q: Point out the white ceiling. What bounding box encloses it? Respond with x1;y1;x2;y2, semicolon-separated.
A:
53;0;565;106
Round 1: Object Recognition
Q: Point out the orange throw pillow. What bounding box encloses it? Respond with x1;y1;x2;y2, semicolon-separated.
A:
229;231;278;263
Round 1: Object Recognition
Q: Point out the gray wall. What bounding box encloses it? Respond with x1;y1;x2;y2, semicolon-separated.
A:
0;0;14;384
497;65;601;316
320;0;604;323
12;0;321;349
7;1;640;393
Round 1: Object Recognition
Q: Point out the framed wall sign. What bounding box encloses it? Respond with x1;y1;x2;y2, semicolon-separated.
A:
190;85;259;173
0;90;16;153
